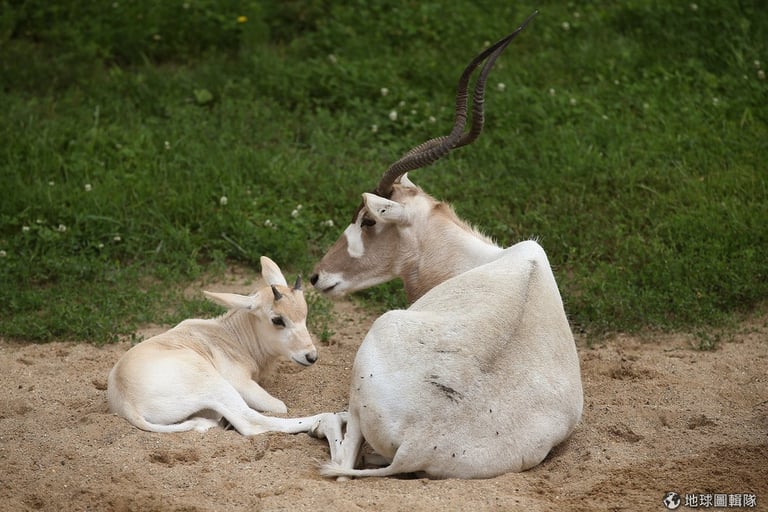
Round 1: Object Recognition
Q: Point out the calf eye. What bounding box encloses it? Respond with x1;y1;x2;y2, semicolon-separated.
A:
271;316;286;327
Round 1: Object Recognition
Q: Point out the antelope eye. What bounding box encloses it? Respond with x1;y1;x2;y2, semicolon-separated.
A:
361;217;376;228
271;316;286;327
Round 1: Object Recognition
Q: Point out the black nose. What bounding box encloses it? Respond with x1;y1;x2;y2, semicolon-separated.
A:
306;353;317;364
309;273;319;286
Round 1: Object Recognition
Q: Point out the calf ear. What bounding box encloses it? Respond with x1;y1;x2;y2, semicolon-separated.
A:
260;256;288;287
203;291;257;310
362;193;410;225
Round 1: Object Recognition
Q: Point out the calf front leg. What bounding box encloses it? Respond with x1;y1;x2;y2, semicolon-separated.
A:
231;376;287;414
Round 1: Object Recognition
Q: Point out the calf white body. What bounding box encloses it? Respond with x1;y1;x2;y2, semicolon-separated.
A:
108;256;335;435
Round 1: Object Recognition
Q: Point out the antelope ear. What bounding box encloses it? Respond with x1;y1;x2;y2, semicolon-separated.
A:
260;256;288;287
398;173;417;189
362;193;410;225
203;291;258;310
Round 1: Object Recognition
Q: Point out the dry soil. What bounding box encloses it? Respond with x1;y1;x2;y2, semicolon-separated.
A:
1;272;766;511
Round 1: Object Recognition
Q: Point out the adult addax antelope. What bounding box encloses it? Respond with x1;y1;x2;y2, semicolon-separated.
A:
308;11;584;479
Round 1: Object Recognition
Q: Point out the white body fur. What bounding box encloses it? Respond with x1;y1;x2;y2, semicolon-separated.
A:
108;256;335;435
309;18;581;478
310;179;583;479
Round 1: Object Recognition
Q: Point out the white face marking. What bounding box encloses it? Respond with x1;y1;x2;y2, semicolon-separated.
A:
343;223;365;259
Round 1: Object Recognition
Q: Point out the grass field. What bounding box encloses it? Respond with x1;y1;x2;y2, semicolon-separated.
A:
1;1;766;344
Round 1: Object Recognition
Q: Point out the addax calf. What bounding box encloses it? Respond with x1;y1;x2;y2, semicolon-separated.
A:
108;256;333;435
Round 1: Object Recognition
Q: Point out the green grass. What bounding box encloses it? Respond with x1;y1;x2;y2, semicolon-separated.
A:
1;1;766;343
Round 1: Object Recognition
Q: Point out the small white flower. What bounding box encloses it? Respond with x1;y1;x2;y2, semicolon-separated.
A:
36;219;44;224
380;87;389;97
296;204;303;210
561;21;570;31
164;140;171;150
428;116;437;123
22;226;30;233
569;97;578;106
57;224;67;232
398;100;406;107
549;88;556;96
0;250;6;257
328;54;337;64
614;79;620;85
264;219;273;228
496;82;506;92
98;243;104;249
754;60;762;69
291;209;300;218
84;183;92;192
602;114;609;120
48;181;55;187
322;219;334;228
483;40;491;47
410;109;417;115
573;11;581;18
371;124;379;133
220;196;228;206
389;110;398;121
643;102;650;110
712;97;720;106
690;3;698;11
758;70;766;80
113;235;121;242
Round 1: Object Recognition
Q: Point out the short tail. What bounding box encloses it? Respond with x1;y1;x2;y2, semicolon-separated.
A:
123;411;221;433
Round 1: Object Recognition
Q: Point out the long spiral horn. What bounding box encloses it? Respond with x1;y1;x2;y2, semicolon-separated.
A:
372;10;539;199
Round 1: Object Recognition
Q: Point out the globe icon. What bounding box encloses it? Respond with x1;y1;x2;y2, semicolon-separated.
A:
663;492;681;510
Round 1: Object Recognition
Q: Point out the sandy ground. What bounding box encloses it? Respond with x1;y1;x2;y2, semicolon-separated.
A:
1;272;766;511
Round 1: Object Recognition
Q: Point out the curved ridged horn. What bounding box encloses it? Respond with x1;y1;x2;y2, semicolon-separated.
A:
293;274;303;291
271;285;283;301
373;10;539;199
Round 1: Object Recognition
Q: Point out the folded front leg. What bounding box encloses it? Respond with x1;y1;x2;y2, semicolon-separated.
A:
308;412;349;463
231;375;287;414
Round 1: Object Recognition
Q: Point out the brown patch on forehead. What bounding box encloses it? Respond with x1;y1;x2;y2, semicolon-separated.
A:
320;224;352;265
268;285;308;319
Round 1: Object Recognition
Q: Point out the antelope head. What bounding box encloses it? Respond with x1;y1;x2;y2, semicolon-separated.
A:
206;256;317;367
310;12;538;301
